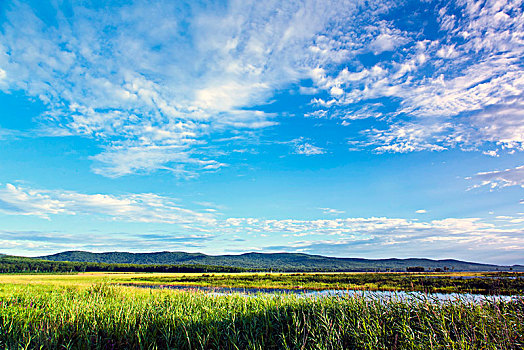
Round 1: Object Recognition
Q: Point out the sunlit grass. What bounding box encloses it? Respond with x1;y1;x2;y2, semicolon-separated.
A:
0;281;522;349
125;271;524;295
1;271;522;295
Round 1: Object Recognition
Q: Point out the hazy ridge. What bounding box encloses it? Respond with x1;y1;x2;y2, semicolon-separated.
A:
37;250;524;272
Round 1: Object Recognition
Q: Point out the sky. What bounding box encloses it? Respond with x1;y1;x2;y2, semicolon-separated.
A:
0;0;523;264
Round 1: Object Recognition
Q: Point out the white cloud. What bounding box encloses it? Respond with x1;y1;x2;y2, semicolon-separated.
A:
294;142;326;156
483;150;499;157
0;180;522;263
356;98;524;154
0;183;215;224
304;109;328;119
0;229;218;256
0;1;363;176
369;32;408;55
436;45;459;59
415;209;427;214
466;103;524;151
1;0;522;172
90;144;226;178
219;215;524;263
306;0;524;154
221;216;494;237
469;165;524;190
355;121;450;153
0;184;67;218
319;207;345;215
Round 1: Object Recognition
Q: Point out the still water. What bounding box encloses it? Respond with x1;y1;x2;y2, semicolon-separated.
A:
122;283;521;302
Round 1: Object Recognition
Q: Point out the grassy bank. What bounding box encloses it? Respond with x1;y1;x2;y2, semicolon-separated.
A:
0;282;523;349
127;272;524;295
1;271;522;295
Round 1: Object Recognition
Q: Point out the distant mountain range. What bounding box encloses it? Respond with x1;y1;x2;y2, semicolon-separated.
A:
38;251;524;272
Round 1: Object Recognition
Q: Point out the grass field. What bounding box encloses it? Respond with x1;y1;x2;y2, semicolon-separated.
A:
125;271;524;295
0;273;523;349
1;271;522;294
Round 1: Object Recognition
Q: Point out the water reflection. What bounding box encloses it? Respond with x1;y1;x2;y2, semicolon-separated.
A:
122;283;521;302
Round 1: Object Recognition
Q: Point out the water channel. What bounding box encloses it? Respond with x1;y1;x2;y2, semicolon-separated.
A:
121;283;522;302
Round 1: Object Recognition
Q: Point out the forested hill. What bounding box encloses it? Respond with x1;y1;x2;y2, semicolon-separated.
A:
0;255;244;273
38;251;524;272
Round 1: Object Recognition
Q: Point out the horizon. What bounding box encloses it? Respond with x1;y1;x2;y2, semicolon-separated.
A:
0;0;523;265
10;249;524;267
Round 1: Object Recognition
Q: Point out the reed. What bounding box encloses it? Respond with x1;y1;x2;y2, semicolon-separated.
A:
128;271;524;295
0;283;522;349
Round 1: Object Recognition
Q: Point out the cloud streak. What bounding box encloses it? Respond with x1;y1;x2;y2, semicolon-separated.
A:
469;165;524;190
0;229;217;256
308;0;524;154
0;0;369;176
0;183;215;224
221;215;524;263
0;181;522;263
294;141;326;156
6;0;521;177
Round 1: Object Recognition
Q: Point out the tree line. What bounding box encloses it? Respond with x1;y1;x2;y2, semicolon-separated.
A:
0;256;245;273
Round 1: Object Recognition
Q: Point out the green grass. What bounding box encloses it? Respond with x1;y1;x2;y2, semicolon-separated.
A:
126;272;524;295
0;281;523;349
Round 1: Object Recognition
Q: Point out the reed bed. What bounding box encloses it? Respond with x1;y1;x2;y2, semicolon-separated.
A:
0;283;522;349
129;272;524;295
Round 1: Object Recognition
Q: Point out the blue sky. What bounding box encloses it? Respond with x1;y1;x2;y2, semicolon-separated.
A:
0;0;523;264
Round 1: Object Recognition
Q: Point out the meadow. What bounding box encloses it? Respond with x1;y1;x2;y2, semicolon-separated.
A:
126;271;524;295
0;272;523;349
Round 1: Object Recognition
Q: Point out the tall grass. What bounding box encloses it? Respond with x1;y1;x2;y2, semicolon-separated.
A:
0;283;522;349
129;272;524;295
